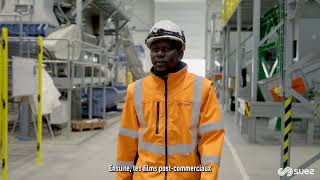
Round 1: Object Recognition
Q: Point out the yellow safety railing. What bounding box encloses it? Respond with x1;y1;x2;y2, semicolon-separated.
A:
36;36;43;166
0;29;44;178
221;0;241;26
1;27;8;180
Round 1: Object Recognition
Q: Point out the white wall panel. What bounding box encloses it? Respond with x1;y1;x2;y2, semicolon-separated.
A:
155;0;207;59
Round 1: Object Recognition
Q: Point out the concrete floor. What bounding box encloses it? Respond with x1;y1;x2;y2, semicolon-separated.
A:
3;110;320;180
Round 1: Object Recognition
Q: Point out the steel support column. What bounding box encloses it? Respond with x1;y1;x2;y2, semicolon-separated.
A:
76;0;82;26
281;0;294;177
249;0;261;143
235;3;242;127
67;89;72;138
211;14;216;73
67;60;72;138
221;29;226;108
224;26;230;111
99;11;105;46
101;10;106;119
103;86;106;119
88;87;93;120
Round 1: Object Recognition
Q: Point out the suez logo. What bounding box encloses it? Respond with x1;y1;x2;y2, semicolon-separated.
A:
278;167;316;177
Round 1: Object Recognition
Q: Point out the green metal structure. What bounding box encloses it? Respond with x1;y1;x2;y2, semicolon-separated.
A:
258;3;284;101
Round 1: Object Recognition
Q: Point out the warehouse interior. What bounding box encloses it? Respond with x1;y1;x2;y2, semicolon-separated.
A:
0;0;319;179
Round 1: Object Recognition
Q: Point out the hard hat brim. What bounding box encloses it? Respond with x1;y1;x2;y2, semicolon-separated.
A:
146;35;185;49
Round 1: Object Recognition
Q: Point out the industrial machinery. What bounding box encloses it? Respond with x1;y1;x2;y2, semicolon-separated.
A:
220;0;320;178
0;0;144;132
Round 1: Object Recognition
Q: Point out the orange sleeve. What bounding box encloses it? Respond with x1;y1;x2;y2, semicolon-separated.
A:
116;83;139;180
198;82;225;180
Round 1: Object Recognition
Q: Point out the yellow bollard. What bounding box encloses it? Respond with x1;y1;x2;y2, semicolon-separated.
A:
1;27;8;180
127;71;133;85
36;36;43;166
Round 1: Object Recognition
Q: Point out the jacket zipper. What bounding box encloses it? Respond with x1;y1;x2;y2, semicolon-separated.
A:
164;77;168;180
156;101;160;134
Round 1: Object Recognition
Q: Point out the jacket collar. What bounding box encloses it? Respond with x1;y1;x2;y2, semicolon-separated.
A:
150;61;188;90
150;61;186;78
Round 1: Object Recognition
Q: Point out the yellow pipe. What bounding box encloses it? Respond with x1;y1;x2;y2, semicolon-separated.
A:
1;27;8;180
36;36;43;166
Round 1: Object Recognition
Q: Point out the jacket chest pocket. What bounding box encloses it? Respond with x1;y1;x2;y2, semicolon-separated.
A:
171;101;193;130
142;101;163;135
166;100;194;146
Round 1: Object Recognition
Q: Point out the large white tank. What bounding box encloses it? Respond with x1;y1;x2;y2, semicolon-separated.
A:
43;24;82;60
0;0;59;26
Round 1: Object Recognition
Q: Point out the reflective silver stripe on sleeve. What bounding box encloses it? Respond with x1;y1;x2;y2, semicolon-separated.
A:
192;75;203;148
134;79;146;127
201;156;221;166
192;76;203;127
116;161;134;168
119;128;139;138
133;79;149;154
199;121;224;135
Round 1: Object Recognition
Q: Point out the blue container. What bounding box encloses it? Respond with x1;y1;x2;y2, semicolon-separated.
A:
82;87;120;118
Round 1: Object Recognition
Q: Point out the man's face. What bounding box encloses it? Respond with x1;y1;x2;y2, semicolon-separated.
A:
150;40;182;72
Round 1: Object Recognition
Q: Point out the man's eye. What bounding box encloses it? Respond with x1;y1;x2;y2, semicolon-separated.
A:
151;48;159;52
162;48;169;52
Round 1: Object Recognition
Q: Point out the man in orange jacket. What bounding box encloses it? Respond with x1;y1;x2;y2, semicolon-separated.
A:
116;20;224;180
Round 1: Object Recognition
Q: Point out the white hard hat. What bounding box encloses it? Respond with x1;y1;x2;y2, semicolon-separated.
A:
145;20;185;50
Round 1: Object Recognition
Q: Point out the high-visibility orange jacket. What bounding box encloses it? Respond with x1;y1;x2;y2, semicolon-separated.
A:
116;64;224;180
